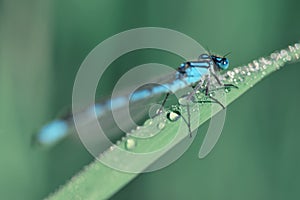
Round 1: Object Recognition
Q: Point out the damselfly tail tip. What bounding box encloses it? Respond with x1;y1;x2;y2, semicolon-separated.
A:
32;120;69;147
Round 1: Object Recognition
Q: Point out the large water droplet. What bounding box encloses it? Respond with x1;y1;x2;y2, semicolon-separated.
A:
167;110;181;122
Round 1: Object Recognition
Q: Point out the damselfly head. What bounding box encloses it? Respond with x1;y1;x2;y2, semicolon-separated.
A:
211;55;229;70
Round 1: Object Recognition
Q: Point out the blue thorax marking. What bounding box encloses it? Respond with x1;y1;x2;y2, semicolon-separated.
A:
188;61;210;68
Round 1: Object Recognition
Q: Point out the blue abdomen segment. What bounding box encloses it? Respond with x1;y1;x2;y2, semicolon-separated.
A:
35;60;211;145
37;120;69;145
166;79;186;92
130;90;151;102
106;96;127;110
152;85;168;95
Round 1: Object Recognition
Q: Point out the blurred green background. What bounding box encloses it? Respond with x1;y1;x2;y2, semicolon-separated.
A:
0;0;300;199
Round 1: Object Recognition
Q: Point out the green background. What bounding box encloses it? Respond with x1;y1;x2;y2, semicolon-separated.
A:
1;0;300;199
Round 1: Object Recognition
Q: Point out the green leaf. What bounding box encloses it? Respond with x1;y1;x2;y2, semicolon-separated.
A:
47;42;300;200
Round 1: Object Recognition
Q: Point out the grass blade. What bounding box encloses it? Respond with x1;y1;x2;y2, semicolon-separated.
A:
47;42;300;199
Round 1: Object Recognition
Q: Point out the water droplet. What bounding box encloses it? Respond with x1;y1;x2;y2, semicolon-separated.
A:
295;43;300;49
290;45;300;58
109;145;116;151
178;96;186;105
233;68;240;74
238;76;245;82
227;71;235;78
125;138;136;150
280;49;291;62
271;52;280;61
148;104;163;117
167;110;181;122
263;57;272;65
253;60;260;71
224;87;231;93
157;122;165;130
289;45;296;53
144;119;153;126
280;49;288;56
274;62;281;69
170;105;180;110
209;91;215;97
193;106;199;112
178;95;194;105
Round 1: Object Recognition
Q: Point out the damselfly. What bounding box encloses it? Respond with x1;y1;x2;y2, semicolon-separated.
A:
34;53;237;146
